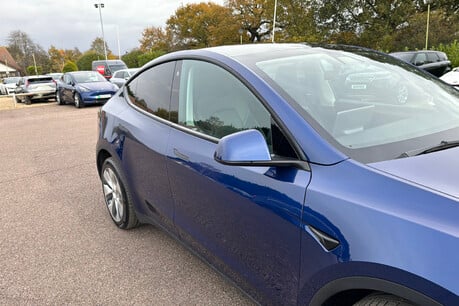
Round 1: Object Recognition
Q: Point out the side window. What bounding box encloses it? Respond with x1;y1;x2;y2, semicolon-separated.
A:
427;52;439;63
177;60;297;159
126;62;175;120
414;53;427;65
64;75;72;85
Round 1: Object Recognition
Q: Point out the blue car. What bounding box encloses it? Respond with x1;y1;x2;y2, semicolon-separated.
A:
96;44;459;305
57;71;119;108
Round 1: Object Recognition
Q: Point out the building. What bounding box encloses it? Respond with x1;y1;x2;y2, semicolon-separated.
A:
0;46;21;78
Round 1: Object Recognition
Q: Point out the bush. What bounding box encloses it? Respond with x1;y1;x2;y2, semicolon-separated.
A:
433;40;459;68
62;61;78;73
138;50;166;66
76;51;104;71
26;65;42;75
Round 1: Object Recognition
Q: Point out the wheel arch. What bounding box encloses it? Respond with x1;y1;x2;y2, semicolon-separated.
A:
308;276;447;306
96;149;112;177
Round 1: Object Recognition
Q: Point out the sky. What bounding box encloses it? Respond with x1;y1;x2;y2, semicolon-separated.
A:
1;0;225;55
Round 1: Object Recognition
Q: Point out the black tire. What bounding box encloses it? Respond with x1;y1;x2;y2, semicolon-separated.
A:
100;158;139;229
24;96;31;105
74;93;85;108
354;293;414;306
56;91;65;105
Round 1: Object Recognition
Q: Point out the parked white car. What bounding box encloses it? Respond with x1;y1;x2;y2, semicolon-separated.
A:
109;68;139;88
440;67;459;90
0;76;21;95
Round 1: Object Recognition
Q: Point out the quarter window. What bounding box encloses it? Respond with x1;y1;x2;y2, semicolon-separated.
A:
126;62;175;120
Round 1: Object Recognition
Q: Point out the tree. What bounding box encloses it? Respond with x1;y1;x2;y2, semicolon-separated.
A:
138;50;167;66
90;37;112;57
48;46;65;72
166;2;240;49
62;61;78;73
272;0;320;43
139;26;172;52
26;65;42;75
6;30;50;75
227;0;274;42
48;46;82;73
391;9;459;52
76;51;103;71
121;49;144;68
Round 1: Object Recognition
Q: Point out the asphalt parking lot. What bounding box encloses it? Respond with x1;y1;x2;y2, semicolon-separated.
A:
0;103;254;305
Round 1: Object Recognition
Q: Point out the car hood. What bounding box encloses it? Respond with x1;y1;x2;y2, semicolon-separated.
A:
78;82;116;91
369;147;459;199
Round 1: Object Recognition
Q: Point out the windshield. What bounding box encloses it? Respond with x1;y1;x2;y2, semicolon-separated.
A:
108;64;127;73
73;72;107;83
250;47;459;163
4;77;21;84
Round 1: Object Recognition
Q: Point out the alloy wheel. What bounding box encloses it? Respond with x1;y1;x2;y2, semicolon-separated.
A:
102;167;124;223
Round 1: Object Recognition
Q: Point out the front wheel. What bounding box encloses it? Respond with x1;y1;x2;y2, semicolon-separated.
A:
74;93;84;108
101;158;139;229
56;91;64;105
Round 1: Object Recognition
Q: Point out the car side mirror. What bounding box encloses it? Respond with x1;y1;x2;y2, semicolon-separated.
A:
214;129;271;164
214;129;310;170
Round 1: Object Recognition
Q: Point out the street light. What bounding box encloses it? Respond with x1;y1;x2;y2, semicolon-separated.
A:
424;0;432;50
272;0;278;43
94;3;108;61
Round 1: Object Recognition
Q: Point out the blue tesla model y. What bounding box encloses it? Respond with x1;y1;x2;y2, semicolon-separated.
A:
96;43;459;305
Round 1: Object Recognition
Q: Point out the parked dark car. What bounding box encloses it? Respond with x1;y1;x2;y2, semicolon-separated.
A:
96;44;459;306
57;71;118;108
390;50;452;77
14;75;56;104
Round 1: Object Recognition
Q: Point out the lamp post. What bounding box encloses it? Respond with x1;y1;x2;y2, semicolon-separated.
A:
272;0;278;43
238;29;243;45
424;0;432;50
94;3;108;61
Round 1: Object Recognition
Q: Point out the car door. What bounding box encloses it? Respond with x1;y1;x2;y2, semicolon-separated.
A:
118;62;177;229
166;59;311;305
60;74;74;102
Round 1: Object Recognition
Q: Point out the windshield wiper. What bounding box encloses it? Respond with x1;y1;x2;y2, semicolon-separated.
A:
398;140;459;158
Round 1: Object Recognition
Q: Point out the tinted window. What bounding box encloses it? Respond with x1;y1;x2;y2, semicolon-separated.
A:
414;53;427;65
427;52;439;62
127;62;175;120
176;60;296;158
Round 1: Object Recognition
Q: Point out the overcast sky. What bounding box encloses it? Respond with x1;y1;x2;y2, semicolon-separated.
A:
1;0;225;55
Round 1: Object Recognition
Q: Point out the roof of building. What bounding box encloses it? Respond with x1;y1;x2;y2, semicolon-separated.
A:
0;46;21;71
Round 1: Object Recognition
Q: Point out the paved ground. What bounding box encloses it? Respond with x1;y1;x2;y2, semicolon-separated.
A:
0;104;254;305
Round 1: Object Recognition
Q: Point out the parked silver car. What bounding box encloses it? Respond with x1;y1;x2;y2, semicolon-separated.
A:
0;76;21;95
109;68;139;88
15;75;56;104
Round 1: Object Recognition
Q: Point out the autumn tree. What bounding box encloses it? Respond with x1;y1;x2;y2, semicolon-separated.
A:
227;0;275;42
166;2;240;49
48;46;82;72
139;26;172;52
